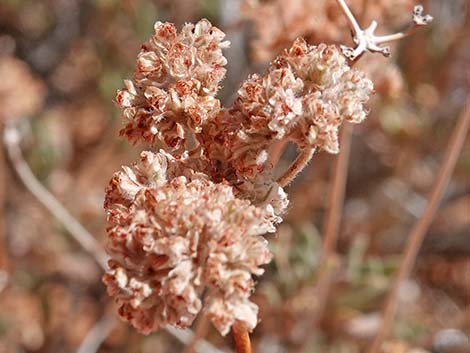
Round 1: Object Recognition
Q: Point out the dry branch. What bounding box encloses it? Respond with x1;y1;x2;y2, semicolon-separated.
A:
313;123;353;321
232;323;253;353
367;98;470;353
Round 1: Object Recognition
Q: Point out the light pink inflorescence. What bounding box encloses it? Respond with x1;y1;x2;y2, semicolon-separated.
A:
104;19;373;336
104;170;274;335
115;19;229;151
232;39;373;155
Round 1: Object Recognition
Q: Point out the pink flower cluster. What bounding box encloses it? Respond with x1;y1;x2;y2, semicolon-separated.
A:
115;20;229;151
104;162;274;334
233;39;373;154
104;19;373;335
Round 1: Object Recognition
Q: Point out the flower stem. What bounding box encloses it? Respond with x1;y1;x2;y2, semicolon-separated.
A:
374;28;416;44
367;98;470;353
277;147;315;187
3;121;109;269
312;123;353;322
232;322;253;353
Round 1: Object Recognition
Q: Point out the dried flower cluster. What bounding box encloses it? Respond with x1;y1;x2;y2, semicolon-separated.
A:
115;19;229;151
104;171;275;335
104;18;373;335
232;39;372;154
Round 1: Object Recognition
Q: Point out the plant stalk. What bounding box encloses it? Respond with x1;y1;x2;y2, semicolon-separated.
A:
367;98;470;353
277;147;315;187
232;322;253;353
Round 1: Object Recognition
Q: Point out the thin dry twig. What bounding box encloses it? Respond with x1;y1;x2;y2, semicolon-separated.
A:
367;98;470;353
320;124;353;263
336;0;433;61
277;147;315;187
313;123;353;321
76;314;116;353
3;121;109;269
336;0;362;35
3;120;231;353
232;322;253;353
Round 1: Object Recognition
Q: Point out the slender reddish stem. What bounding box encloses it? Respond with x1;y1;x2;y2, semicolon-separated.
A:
232;322;253;353
367;98;470;353
313;123;353;321
277;147;315;187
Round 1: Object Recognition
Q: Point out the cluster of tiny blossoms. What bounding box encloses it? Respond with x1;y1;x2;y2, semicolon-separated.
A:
116;20;229;151
104;19;373;335
233;39;372;154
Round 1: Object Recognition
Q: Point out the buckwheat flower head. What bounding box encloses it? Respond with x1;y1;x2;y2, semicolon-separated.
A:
103;176;275;335
234;38;374;154
115;19;230;150
105;150;210;217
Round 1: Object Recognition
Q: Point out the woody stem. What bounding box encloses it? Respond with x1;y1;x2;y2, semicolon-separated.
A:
366;97;470;353
232;322;253;353
277;147;315;187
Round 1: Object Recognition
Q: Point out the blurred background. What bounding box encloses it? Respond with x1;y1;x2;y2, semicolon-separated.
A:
0;0;469;352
